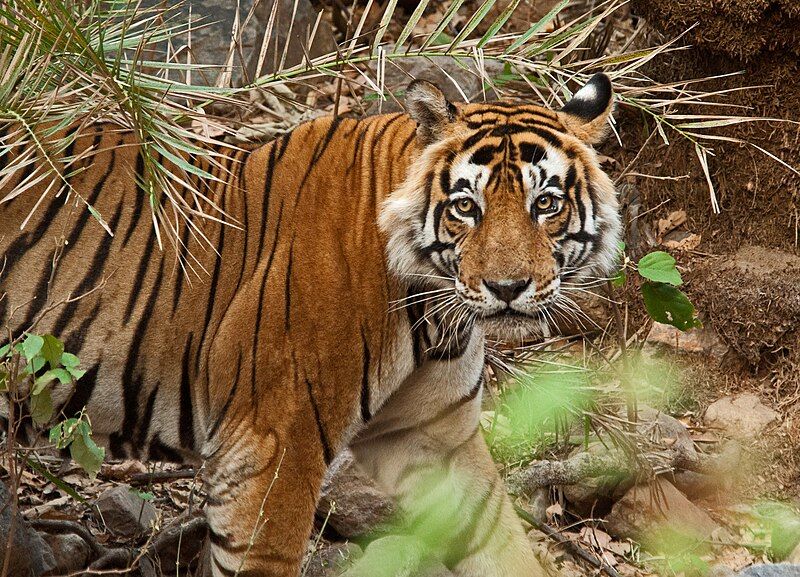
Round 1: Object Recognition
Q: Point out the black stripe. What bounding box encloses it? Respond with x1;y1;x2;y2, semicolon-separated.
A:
179;332;195;450
148;434;183;462
171;211;193;315
418;171;434;227
135;383;159;449
114;256;165;456
14;134;117;332
193;190;227;373
251;202;284;399
360;327;371;422
52;199;123;336
207;349;242;440
121;151;145;247
256;142;278;262
306;379;331;464
60;363;99;419
443;477;499;567
123;227;156;325
209;529;249;553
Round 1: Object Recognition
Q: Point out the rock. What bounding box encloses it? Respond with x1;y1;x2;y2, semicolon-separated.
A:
367;56;504;114
42;532;93;574
95;485;159;537
246;0;337;82
142;0;335;86
152;515;208;571
605;477;721;549
646;321;728;358
738;566;800;577
319;450;396;538
704;394;780;438
637;405;697;459
790;539;800;564
563;406;696;513
303;542;362;577
0;481;56;576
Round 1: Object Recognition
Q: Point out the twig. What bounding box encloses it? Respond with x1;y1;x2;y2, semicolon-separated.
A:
515;505;622;577
128;469;198;485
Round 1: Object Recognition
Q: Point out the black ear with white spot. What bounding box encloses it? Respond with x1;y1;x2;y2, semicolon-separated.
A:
558;73;614;144
405;80;457;145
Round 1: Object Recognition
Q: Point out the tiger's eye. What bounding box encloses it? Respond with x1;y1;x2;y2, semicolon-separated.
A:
535;194;557;212
455;198;477;215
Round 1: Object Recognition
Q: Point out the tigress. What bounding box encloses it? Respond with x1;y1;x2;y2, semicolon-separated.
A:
0;73;619;576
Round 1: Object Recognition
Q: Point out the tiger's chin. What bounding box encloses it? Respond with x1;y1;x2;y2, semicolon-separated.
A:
477;309;550;343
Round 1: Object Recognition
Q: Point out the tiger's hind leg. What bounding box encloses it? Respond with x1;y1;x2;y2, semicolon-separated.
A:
203;427;325;577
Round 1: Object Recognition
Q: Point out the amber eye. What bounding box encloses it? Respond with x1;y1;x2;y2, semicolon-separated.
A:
454;197;478;216
534;194;559;213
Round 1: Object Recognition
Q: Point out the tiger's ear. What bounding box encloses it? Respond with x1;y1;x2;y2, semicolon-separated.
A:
405;80;457;145
558;73;613;145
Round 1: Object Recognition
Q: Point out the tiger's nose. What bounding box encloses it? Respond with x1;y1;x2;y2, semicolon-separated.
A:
483;279;531;303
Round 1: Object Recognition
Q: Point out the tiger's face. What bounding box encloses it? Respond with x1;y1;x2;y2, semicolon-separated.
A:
381;74;621;340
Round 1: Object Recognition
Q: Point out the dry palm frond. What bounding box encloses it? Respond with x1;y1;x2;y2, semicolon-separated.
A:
2;0;797;247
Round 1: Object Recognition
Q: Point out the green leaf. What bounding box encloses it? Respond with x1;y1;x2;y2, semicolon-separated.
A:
49;422;64;446
0;343;10;358
612;269;626;288
41;335;64;369
22;334;44;361
637;251;683;286
70;421;105;480
61;352;80;368
641;282;702;331
0;370;7;392
31;388;53;426
25;356;46;375
131;488;155;502
32;370;58;395
67;366;86;380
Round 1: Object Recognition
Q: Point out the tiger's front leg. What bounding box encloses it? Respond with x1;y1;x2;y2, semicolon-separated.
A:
348;335;545;577
203;421;326;577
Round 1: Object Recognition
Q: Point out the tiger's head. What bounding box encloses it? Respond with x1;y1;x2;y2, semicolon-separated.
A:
380;74;621;341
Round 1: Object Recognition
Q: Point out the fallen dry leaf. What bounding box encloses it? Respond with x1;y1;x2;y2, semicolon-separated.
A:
657;209;687;241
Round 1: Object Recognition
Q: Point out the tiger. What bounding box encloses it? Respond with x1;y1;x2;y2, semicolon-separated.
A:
0;73;619;577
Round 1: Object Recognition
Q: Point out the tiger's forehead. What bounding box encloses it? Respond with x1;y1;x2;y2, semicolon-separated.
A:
447;102;584;163
459;102;566;132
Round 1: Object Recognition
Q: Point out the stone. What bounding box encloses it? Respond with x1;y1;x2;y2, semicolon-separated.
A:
42;532;94;574
704;394;780;438
95;484;159;537
142;0;336;86
790;539;800;563
739;566;800;577
303;542;362;577
0;481;55;576
246;0;337;82
318;450;396;538
646;321;728;358
367;55;504;114
605;477;721;549
563;406;696;513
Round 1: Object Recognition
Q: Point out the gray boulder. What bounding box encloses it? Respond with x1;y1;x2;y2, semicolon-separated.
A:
0;481;55;576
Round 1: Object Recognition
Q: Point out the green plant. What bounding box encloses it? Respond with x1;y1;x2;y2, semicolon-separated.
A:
614;245;701;331
1;332;104;479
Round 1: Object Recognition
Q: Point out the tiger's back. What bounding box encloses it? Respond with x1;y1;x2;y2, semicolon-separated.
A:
0;113;418;461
